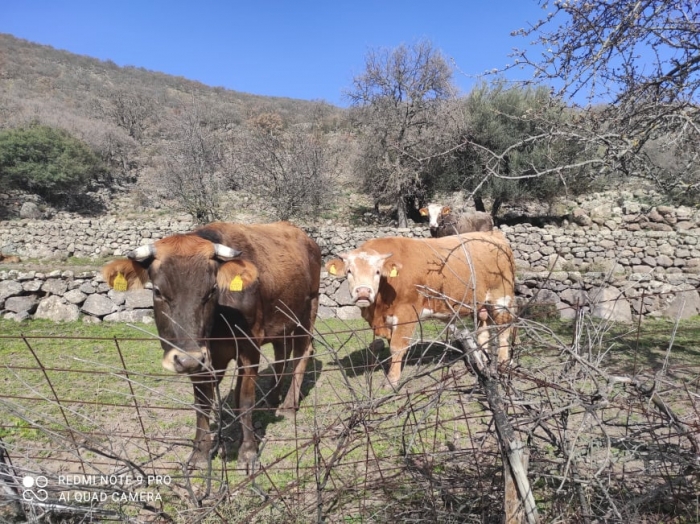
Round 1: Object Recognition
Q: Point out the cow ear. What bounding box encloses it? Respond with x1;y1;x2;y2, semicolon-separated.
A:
442;206;451;216
102;259;148;290
325;258;345;277
217;259;259;295
382;261;402;278
419;207;429;217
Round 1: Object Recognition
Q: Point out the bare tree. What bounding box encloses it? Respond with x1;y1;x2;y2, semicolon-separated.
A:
160;99;226;223
507;0;700;202
346;41;458;227
96;89;155;142
233;108;335;221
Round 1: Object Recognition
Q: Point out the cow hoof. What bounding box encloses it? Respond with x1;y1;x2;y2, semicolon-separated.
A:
218;442;228;461
275;401;298;417
187;449;210;470
383;378;401;391
237;442;259;474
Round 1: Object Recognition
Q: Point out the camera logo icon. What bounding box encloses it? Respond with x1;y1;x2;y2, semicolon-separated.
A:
22;476;48;502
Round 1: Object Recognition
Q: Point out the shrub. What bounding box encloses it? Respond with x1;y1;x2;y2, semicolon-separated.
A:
0;124;103;205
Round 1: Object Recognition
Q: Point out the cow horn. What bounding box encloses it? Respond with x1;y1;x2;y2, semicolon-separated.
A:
128;244;156;262
213;244;241;261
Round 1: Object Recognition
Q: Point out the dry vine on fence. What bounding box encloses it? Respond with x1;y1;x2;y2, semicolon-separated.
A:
0;296;698;523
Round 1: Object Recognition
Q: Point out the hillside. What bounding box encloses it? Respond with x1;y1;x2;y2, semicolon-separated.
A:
0;33;352;219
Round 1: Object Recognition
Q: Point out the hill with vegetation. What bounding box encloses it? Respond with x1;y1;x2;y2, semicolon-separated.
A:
2;14;698;226
0;33;350;220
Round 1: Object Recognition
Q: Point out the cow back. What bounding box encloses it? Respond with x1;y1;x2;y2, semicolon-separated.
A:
437;211;493;236
360;231;514;318
195;222;321;336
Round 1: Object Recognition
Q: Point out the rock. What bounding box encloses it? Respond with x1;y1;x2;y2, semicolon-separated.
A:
572;208;592;226
661;290;700;320
317;305;335;319
589;286;632;323
63;289;88;305
42;278;69;296
108;289;127;306
648;208;665;223
103;309;154;323
34;296;80;322
22;280;43;292
0;280;23;302
79;282;97;294
319;294;337;307
333;280;355;306
4;295;38;314
4;311;31;322
336;306;362;320
125;289;153;309
19;201;42;219
81;294;118;317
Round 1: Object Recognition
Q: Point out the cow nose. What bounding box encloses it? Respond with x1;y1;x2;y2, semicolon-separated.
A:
172;353;202;373
354;286;373;303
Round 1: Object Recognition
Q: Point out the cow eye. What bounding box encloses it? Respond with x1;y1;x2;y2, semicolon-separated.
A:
152;286;163;299
205;286;217;301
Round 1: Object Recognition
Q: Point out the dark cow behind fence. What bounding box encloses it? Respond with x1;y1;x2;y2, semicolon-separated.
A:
102;221;321;470
325;231;515;386
419;204;494;237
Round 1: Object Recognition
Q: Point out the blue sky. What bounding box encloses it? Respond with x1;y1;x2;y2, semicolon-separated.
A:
2;1;548;106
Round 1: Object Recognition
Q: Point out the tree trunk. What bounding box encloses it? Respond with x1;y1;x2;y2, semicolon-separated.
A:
397;198;409;228
454;329;539;524
492;197;503;218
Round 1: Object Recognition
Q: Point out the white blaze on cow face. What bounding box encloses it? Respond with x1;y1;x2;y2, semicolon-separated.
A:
340;249;393;307
426;204;446;229
420;204;452;232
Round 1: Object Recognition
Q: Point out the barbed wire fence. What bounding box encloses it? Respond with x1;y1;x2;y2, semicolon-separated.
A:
0;288;699;523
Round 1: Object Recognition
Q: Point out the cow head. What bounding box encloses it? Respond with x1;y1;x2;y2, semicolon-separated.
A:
419;204;451;237
326;249;402;308
102;235;259;374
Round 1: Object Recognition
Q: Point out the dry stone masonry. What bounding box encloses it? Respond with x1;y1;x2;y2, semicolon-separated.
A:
2;199;700;323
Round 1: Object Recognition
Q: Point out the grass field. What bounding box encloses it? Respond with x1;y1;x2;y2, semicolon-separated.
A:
1;315;699;522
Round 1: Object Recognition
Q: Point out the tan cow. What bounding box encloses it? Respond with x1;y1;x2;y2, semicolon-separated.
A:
326;231;515;386
102;222;320;470
419;204;494;237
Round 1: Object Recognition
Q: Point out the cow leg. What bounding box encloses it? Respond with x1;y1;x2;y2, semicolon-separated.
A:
268;341;288;407
386;320;417;388
188;375;217;468
234;346;261;471
492;299;514;363
476;301;514;364
476;305;493;360
278;293;317;413
278;330;314;414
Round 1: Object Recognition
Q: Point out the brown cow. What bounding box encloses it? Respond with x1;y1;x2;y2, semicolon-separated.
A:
0;254;21;263
325;231;515;386
419;204;493;237
102;222;321;470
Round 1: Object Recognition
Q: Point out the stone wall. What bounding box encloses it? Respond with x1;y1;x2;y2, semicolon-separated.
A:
2;201;700;323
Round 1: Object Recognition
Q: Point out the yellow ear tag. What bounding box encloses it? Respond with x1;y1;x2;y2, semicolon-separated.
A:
329;264;337;275
229;275;244;292
389;266;398;278
113;272;128;292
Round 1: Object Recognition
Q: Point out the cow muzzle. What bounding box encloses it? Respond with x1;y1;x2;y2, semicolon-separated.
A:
353;286;374;307
162;346;210;374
